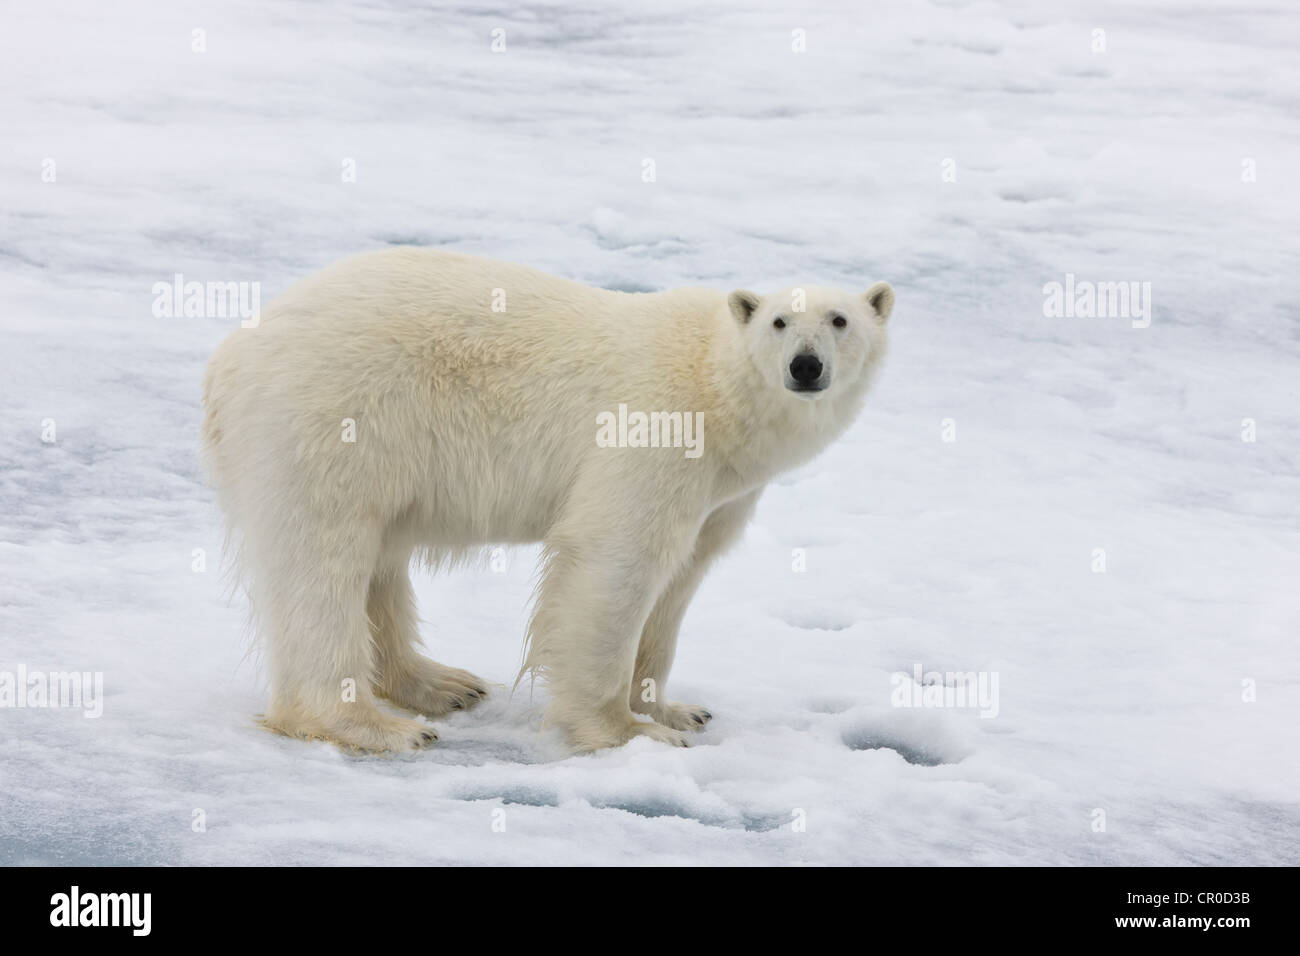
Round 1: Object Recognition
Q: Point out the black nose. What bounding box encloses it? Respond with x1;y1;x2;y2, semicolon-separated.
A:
789;353;823;385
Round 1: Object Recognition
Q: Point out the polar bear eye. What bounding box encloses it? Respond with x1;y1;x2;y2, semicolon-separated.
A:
831;314;847;329
773;317;786;330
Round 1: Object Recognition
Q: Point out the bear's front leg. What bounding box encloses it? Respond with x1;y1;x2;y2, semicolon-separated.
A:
631;490;760;731
524;501;701;752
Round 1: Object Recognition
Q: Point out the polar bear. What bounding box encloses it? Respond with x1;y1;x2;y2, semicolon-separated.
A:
202;248;895;752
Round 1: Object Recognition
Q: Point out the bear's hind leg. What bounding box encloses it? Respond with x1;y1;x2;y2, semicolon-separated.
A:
369;562;488;717
253;517;437;752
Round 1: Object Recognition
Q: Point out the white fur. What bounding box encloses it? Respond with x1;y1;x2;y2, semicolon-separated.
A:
201;248;895;752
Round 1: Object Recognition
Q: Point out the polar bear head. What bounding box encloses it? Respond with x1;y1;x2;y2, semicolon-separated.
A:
728;282;895;400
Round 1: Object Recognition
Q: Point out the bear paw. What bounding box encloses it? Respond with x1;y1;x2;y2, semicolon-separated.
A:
637;700;713;732
266;705;438;753
560;711;692;751
378;660;489;718
627;721;691;748
662;701;713;731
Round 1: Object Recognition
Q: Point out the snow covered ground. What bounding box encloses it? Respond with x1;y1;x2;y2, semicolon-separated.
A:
2;0;1298;865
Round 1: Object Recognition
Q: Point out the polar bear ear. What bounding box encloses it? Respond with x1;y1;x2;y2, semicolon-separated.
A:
865;281;896;322
728;290;762;324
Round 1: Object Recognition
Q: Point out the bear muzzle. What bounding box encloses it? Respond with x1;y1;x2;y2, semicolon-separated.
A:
786;352;827;394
